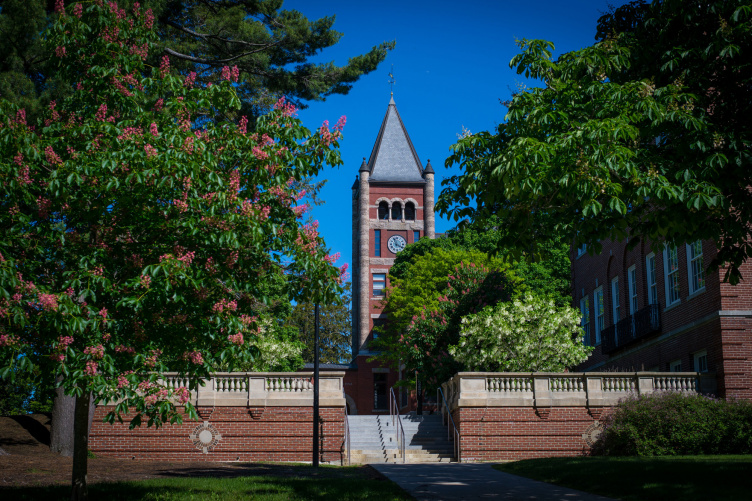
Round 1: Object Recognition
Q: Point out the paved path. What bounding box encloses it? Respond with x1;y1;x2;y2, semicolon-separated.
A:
371;463;615;501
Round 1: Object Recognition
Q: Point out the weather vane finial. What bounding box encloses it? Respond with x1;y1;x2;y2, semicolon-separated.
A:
388;64;395;96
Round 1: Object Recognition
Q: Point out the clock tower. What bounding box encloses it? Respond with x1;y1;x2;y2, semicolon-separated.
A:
348;96;435;413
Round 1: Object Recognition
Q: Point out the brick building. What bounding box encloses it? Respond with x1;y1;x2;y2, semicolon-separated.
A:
338;95;436;415
573;238;752;399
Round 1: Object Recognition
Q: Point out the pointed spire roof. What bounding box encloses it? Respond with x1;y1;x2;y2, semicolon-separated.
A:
366;97;425;183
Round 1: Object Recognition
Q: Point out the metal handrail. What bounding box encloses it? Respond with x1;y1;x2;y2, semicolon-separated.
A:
389;387;406;463
343;405;351;466
437;386;461;462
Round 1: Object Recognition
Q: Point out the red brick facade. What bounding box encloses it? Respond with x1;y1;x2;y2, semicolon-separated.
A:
89;405;345;463
573;238;752;399
452;407;614;461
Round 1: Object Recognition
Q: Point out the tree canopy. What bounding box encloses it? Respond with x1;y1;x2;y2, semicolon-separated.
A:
437;0;752;283
0;0;395;123
0;2;346;496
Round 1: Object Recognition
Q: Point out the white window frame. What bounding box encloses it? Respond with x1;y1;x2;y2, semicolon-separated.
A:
663;245;681;307
693;350;708;372
646;252;658;305
372;273;386;297
628;265;638;315
686;241;705;295
594;287;605;345
611;277;620;324
670;360;682;372
580;295;590;345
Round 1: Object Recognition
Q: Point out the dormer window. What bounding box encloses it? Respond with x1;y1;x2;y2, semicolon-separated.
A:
391;202;402;220
405;202;415;221
378;201;389;220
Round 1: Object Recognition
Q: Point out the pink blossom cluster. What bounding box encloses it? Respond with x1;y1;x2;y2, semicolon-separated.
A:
338;263;350;284
144;144;157;158
221;65;240;82
55;0;65;14
17;165;32;185
153;98;164;112
182;136;194;154
238;116;248;135
117;375;129;388
37;197;52;218
84;361;98;376
0;334;17;347
212;299;237;314
324;252;340;264
228;332;244;346
140;274;151;288
45;146;62;166
95;104;109;122
117;126;143;141
84;344;105;359
73;3;83;18
334;115;346;132
55;46;67;58
273;96;297;117
138;380;153;391
183;351;204;365
184;71;197;88
114;345;136;354
174;386;190;404
239;314;257;326
101;25;121;44
112;76;134;97
99;308;108;324
38;293;59;311
177;250;195;265
129;42;148;60
293;204;309;218
295;221;319;254
58;336;74;349
148;122;159;137
143;8;154;28
144;349;162;368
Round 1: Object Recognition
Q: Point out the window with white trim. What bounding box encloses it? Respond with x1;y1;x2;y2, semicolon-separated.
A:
663;245;681;306
576;243;587;257
670;360;682;372
628;265;638;315
372;273;386;297
611;277;620;324
646;253;658;305
693;350;708;372
580;295;590;345
686;241;705;294
594;287;605;345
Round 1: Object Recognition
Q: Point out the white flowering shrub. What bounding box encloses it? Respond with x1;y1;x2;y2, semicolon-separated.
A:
450;293;592;372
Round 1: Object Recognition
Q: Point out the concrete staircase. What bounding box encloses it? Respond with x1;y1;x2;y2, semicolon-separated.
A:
347;413;455;464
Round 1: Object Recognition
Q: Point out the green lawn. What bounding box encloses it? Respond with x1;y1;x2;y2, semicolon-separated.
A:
495;455;752;501
0;466;413;501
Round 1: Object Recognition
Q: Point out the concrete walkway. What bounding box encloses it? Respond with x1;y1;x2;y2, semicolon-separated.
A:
371;463;615;501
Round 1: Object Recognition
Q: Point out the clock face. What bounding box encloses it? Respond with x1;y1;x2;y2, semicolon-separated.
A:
387;235;407;254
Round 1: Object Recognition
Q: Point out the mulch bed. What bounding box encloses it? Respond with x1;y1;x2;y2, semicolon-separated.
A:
0;414;385;488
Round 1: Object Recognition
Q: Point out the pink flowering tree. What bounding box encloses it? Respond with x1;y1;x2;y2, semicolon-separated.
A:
0;2;346;498
377;260;516;390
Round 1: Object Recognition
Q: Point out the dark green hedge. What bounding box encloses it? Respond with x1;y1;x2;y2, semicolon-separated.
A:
592;392;752;456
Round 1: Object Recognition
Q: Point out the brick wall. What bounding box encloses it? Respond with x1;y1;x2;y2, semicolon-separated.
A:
452;406;613;461
89;405;345;463
573;237;752;399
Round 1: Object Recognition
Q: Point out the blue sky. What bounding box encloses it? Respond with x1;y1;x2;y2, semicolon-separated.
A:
284;0;627;279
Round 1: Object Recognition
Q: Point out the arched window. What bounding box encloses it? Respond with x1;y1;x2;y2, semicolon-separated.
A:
404;202;415;221
378;201;389;220
391;202;402;220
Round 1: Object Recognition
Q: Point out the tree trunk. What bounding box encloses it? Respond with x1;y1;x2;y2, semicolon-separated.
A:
50;378;75;457
51;379;96;457
70;391;91;501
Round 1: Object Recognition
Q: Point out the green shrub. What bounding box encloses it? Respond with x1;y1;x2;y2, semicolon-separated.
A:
592;392;752;456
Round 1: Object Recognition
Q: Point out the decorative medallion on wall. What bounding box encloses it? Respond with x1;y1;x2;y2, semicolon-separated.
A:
189;421;222;454
581;421;604;447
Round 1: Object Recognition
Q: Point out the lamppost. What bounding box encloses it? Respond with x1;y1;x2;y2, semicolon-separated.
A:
312;303;320;467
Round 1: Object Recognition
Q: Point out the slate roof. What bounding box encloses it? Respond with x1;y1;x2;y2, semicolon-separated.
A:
366;97;425;183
